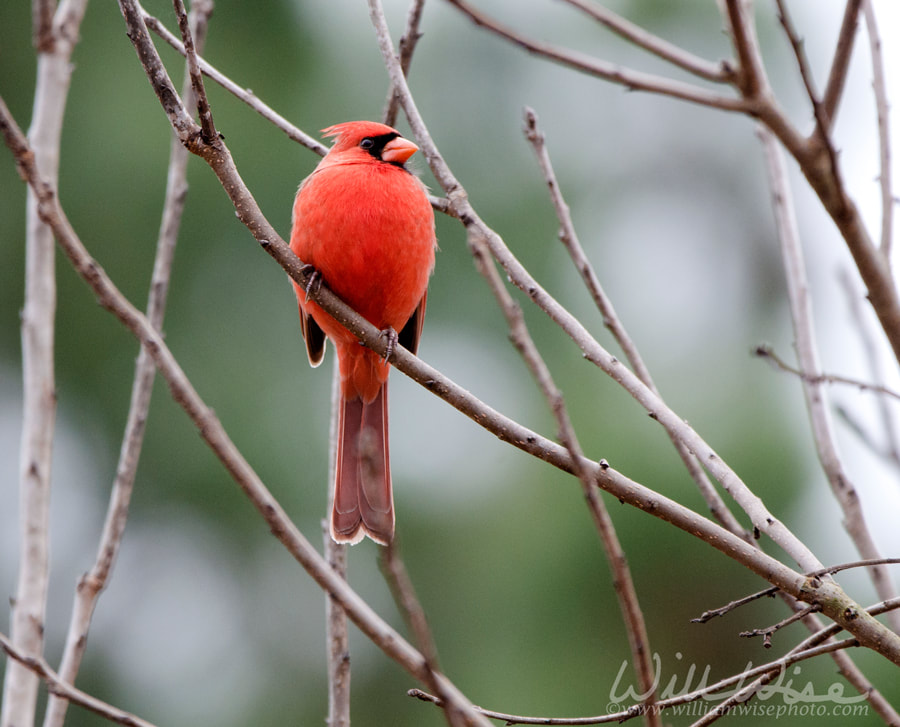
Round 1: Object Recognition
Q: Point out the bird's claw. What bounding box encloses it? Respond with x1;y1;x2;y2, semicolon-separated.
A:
301;264;322;303
380;327;399;363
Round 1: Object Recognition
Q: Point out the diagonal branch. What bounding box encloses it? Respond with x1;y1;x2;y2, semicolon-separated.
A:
560;0;731;83
467;219;660;725
522;106;747;540
1;632;158;727
382;0;426;127
443;0;749;112
821;0;863;127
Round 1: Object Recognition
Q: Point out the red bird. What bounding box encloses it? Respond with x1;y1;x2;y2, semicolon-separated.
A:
290;121;436;545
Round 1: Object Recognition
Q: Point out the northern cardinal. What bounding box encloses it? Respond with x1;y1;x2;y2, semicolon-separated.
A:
290;121;436;545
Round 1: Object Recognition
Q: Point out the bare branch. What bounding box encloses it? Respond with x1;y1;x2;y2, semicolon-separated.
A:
32;0;55;51
409;638;863;726
469;213;662;724
171;0;216;142
444;0;749;112
325;365;350;727
739;605;821;648
1;632;159;727
755;343;900;402
758;125;900;631
41;6;213;727
3;2;87;725
137;2;327;154
722;0;768;99
822;0;863;126
560;0;731;82
863;0;894;256
695;557;900;623
383;0;426;127
522;106;748;539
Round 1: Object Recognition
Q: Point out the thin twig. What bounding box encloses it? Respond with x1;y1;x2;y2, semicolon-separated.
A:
379;543;471;727
694;557;900;623
722;0;767;99
522;106;748;540
171;0;216;143
755;343;900;402
383;0;426;127
775;0;846;201
838;270;900;470
862;0;894;257
325;363;350;727
739;605;821;648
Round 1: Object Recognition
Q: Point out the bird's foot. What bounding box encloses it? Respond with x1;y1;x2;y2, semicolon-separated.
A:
301;265;322;302
380;327;399;363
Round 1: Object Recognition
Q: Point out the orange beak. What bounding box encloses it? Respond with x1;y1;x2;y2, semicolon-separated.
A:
381;136;419;164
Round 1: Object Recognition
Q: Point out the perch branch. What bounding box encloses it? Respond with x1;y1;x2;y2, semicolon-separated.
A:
1;93;493;727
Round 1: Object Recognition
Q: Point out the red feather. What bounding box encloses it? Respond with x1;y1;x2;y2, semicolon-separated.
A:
290;121;436;545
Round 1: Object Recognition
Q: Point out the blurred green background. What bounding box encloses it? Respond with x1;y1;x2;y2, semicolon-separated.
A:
2;1;899;725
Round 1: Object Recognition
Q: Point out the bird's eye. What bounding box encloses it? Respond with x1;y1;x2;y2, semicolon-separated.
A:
360;138;375;150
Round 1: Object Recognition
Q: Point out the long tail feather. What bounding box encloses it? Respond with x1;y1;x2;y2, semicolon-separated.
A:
331;383;393;544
